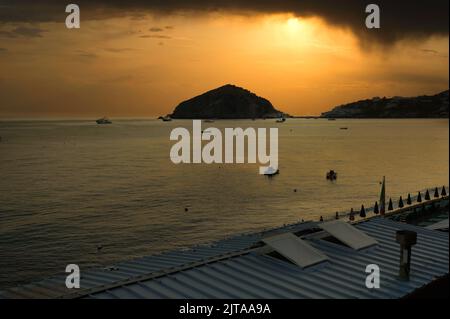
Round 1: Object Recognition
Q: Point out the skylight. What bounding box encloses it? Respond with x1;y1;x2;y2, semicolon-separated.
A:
319;220;378;250
262;233;328;269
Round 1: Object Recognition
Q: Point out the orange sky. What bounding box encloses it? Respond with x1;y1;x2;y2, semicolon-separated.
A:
0;12;448;117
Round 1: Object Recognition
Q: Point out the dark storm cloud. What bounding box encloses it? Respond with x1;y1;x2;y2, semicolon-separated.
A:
0;0;448;44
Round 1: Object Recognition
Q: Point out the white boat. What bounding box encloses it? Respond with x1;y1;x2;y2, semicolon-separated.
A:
264;167;280;176
276;118;286;123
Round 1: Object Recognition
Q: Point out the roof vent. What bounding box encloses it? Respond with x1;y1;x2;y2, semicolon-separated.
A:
262;233;328;269
319;220;378;251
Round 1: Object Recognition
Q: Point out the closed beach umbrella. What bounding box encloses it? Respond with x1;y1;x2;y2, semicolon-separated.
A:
360;205;366;218
442;186;447;197
374;202;379;215
425;190;431;201
388;198;394;211
398;196;404;208
434;187;440;198
417;191;422;203
407;194;412;205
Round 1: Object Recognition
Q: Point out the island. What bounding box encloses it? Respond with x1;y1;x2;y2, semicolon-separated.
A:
321;90;449;118
170;84;286;119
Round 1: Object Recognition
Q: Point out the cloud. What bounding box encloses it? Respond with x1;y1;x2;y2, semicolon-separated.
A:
149;27;164;32
421;49;439;54
139;34;171;39
0;1;448;45
76;50;98;59
104;47;135;53
420;48;448;58
0;25;47;38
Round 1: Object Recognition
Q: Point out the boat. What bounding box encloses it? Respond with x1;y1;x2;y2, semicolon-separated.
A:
203;119;215;123
158;116;172;122
328;118;337;121
276;118;286;123
340;127;349;130
326;170;337;180
264;167;280;176
96;117;112;124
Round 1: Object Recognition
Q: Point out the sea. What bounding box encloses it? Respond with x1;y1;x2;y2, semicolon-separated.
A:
0;118;448;289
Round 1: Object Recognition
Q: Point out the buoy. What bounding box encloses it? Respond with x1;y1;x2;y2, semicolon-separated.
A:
441;186;447;197
407;194;412;205
398;196;404;208
349;208;355;221
425;190;431;201
417;192;422;203
294;189;297;193
374;202;379;215
388;198;393;211
360;205;366;218
185;207;189;212
434;187;440;198
335;212;339;220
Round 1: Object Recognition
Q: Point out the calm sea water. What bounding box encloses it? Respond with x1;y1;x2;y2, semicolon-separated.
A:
0;119;448;289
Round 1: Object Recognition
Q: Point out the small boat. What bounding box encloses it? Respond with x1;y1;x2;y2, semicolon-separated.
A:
203;119;215;123
96;117;112;125
328;118;337;121
158;116;172;122
264;167;280;176
276;118;286;123
326;170;337;180
340;127;349;130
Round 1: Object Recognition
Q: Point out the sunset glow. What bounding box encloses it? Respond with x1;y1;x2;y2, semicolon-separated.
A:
0;11;448;117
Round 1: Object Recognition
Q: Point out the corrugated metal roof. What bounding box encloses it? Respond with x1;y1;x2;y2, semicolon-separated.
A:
0;221;318;299
1;215;448;299
1;191;447;299
85;218;448;299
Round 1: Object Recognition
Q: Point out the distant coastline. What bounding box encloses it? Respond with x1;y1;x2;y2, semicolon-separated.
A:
321;90;449;119
163;87;449;120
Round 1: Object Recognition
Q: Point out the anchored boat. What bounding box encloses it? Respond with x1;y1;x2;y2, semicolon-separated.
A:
326;170;337;180
96;117;112;124
264;167;280;176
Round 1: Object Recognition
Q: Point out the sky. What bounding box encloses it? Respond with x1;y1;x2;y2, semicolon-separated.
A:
0;1;448;117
